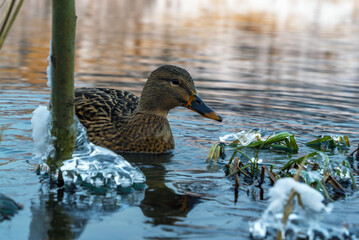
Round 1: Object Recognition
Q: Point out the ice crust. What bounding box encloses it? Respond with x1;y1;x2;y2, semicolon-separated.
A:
266;178;329;214
31;106;55;158
248;178;351;239
219;129;261;145
46;40;52;88
32;105;145;191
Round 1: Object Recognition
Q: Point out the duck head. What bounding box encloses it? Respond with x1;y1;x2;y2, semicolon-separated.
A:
137;65;222;122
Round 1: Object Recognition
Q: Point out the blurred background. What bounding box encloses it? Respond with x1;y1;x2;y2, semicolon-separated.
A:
2;0;359;135
1;0;359;239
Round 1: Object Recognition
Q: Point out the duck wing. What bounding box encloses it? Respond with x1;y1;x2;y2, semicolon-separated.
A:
74;88;139;135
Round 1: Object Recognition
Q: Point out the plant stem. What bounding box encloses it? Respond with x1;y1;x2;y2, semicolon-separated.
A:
48;0;77;172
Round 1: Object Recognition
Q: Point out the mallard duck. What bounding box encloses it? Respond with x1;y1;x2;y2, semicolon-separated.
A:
75;65;222;153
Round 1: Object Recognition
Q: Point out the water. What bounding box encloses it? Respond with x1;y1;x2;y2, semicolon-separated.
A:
1;0;359;239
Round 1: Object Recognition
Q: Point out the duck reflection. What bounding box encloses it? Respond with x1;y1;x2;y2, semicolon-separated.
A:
29;153;199;239
122;152;201;225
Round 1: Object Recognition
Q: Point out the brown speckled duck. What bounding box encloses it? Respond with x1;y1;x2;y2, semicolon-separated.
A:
75;65;222;153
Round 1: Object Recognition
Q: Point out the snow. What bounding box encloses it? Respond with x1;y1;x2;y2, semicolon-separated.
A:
266;178;329;214
31;105;54;157
249;177;335;239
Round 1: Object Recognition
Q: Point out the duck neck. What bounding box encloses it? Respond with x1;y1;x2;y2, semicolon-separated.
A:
109;111;174;153
135;105;169;117
117;111;173;145
135;90;170;117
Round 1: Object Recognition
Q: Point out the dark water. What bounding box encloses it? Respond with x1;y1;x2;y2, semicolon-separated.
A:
1;0;359;239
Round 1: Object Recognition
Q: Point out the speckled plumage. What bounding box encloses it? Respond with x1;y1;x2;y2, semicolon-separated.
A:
74;65;222;154
75;88;174;153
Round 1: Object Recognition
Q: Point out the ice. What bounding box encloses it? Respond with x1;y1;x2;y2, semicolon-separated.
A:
31;105;55;158
299;170;322;185
46;40;52;88
249;178;342;239
32;105;145;191
219;129;261;145
266;178;329;214
249;221;267;239
334;166;351;180
250;158;263;164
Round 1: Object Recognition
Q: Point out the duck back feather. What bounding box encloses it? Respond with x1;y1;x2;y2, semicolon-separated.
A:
75;88;174;153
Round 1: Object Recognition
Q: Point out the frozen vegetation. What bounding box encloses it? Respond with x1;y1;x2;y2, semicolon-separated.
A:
219;129;262;145
211;130;357;239
248;178;355;239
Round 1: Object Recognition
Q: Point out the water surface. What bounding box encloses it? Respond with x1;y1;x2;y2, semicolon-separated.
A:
1;0;359;239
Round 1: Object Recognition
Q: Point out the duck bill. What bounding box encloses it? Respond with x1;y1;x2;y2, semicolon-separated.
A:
184;92;223;122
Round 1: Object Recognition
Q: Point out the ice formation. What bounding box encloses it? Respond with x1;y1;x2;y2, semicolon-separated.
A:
250;157;263;164
32;106;145;191
31;105;55;158
266;178;329;214
60;124;146;189
248;178;352;239
219;129;262;145
46;40;52;88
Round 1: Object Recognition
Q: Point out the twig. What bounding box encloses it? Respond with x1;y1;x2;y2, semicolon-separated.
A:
349;144;359;156
276;159;306;239
262;165;277;184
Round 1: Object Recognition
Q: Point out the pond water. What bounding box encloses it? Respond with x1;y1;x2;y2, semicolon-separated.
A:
1;0;359;239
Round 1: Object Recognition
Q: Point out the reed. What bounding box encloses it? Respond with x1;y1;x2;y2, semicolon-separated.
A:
0;0;23;49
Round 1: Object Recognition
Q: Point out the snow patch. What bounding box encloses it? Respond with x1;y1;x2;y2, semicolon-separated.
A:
266;178;329;214
31;105;54;157
249;178;337;239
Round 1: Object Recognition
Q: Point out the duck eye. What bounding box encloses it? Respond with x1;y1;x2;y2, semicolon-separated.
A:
171;79;180;85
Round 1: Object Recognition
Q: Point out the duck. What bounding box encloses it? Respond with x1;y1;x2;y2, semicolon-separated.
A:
74;65;222;154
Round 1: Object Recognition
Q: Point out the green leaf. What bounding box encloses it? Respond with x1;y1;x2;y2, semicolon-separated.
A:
342;135;350;147
264;132;291;145
306;136;334;146
281;152;319;172
229;139;239;147
306;135;350;151
269;144;292;152
288;135;299;153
